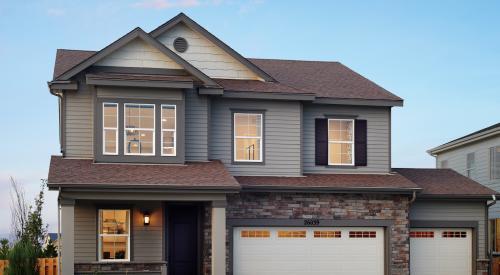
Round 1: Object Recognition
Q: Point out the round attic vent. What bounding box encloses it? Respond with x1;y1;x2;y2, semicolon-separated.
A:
173;37;188;53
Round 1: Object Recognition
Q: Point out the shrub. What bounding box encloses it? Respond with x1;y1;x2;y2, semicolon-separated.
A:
0;239;9;260
5;238;38;275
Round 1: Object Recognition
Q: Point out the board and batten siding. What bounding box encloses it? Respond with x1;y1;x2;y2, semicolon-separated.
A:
302;104;391;174
64;76;94;158
410;200;487;259
95;38;183;69
436;135;500;217
209;98;301;176
185;89;209;161
74;201;164;262
156;23;261;80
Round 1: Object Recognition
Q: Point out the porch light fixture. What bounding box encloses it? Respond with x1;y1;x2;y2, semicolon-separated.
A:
144;213;150;226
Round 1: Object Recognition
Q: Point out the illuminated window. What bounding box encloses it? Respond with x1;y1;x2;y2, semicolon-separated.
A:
124;103;155;155
98;209;130;261
240;230;270;238
234;113;263;162
103;103;118;155
314;231;341;238
328;119;354;165
161;105;176;156
278;230;306;238
349;231;376;238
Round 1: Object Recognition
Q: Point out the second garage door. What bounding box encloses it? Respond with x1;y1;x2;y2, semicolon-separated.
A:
233;227;385;275
410;228;472;275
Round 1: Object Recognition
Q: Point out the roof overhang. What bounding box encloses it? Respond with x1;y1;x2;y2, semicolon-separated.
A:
222;91;316;101
47;80;78;91
240;185;421;194
428;126;500;155
314;97;404;107
86;73;194;89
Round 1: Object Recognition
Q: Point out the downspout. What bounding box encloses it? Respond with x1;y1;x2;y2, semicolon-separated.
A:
49;88;64;154
488;195;497;275
57;187;61;275
409;190;417;204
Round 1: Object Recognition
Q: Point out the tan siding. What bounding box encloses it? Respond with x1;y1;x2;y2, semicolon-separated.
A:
157;23;261;80
303;104;391;173
95;38;183;69
74;201;164;263
64;80;94;158
410;201;487;259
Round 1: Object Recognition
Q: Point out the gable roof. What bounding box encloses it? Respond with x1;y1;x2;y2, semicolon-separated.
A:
394;168;497;199
428;122;500;155
53;27;219;87
150;13;275;82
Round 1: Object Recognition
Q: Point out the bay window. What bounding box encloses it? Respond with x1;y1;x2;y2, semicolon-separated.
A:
103;103;118;155
161;105;176;156
328;119;354;165
234;113;263;162
98;209;130;261
124;103;155;155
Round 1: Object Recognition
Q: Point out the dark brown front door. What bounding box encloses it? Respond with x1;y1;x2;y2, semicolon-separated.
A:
167;205;199;275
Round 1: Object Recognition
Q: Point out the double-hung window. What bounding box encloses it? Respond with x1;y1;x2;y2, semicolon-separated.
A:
98;209;130;261
161;105;176;156
103;103;118;155
124;103;155;155
234;113;263;162
328;119;354;165
466;152;475;178
491;146;500;180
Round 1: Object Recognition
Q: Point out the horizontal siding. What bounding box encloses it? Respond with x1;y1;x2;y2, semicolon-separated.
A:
64;79;93;158
185;89;209;161
97;87;183;100
302;104;391;173
74;201;164;263
410;200;487;259
209;98;301;176
157;24;260;80
436;136;500;217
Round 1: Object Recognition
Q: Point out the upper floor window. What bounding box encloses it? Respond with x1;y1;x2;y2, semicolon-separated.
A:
466;152;475;178
491;146;500;180
161;105;176;156
103;103;118;155
124;103;155;155
98;209;130;262
328;119;354;165
234;113;263;162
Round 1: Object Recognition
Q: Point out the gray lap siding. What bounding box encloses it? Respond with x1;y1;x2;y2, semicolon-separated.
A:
205;193;411;275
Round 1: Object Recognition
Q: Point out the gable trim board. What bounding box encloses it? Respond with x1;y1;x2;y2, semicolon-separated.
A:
150;13;275;82
54;27;220;88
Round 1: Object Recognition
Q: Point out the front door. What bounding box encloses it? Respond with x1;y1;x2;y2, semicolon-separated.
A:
167;205;200;275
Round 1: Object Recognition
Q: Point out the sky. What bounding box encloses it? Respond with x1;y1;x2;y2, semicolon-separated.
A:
0;0;499;236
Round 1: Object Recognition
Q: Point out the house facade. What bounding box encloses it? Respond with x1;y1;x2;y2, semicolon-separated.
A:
47;13;496;275
429;123;500;252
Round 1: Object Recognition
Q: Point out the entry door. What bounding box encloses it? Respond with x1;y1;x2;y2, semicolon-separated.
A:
168;205;199;275
410;228;472;275
233;227;385;275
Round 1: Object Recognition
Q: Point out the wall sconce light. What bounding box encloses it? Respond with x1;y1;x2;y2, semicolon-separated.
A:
144;213;150;226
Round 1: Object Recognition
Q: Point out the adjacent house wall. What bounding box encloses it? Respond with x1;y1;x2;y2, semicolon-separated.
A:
410;200;487;259
435;135;500;217
74;200;164;263
302;104;391;174
209;98;302;176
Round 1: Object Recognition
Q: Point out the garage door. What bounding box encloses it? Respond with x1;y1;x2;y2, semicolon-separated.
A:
410;228;472;275
233;227;385;275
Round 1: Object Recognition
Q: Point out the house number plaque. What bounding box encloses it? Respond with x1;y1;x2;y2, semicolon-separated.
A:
304;219;320;226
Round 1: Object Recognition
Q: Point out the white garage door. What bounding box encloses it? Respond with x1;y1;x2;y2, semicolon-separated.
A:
410;228;472;275
233;227;385;275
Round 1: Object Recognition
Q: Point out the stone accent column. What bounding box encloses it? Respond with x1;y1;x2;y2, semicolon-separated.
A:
60;198;75;275
211;200;226;275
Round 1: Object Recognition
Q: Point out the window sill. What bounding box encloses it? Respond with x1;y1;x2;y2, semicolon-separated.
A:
323;165;357;169
232;161;265;165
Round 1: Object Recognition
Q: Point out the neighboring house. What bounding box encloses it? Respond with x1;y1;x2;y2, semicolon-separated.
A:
46;13;495;275
43;233;60;250
429;123;500;252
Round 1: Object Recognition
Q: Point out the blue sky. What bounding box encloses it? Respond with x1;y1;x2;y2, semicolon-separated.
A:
0;0;499;234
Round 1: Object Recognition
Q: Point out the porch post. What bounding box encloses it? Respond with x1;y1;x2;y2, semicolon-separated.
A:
60;198;75;275
211;200;227;275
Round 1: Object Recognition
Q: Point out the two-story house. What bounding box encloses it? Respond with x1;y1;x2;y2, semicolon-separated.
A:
47;13;496;275
429;123;500;253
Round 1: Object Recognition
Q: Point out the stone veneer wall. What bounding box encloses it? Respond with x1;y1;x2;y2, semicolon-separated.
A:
201;192;411;275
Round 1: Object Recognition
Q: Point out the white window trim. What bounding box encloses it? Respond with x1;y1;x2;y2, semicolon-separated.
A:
124;103;155;156
97;209;131;262
328;118;355;166
102;102;119;155
233;112;263;162
492;146;500;180
466;152;475;178
161;104;177;156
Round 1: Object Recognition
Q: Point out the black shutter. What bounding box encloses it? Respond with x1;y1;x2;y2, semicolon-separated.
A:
315;118;328;165
355;119;367;166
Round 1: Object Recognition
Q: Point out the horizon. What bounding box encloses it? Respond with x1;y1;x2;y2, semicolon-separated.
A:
1;0;499;235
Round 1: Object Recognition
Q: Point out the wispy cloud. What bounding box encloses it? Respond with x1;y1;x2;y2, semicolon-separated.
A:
46;8;66;17
238;0;263;14
133;0;201;9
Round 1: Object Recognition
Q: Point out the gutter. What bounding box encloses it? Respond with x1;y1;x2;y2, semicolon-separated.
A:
48;86;65;154
488;195;496;275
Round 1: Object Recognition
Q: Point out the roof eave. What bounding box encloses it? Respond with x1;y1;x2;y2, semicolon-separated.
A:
428;128;500;155
47;182;241;193
240;185;422;194
313;97;404;107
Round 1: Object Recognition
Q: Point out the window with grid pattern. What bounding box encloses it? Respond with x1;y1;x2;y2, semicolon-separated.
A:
442;231;467;238
240;230;270;238
278;230;306;238
410;231;434;238
349;231;376;238
313;231;341;238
